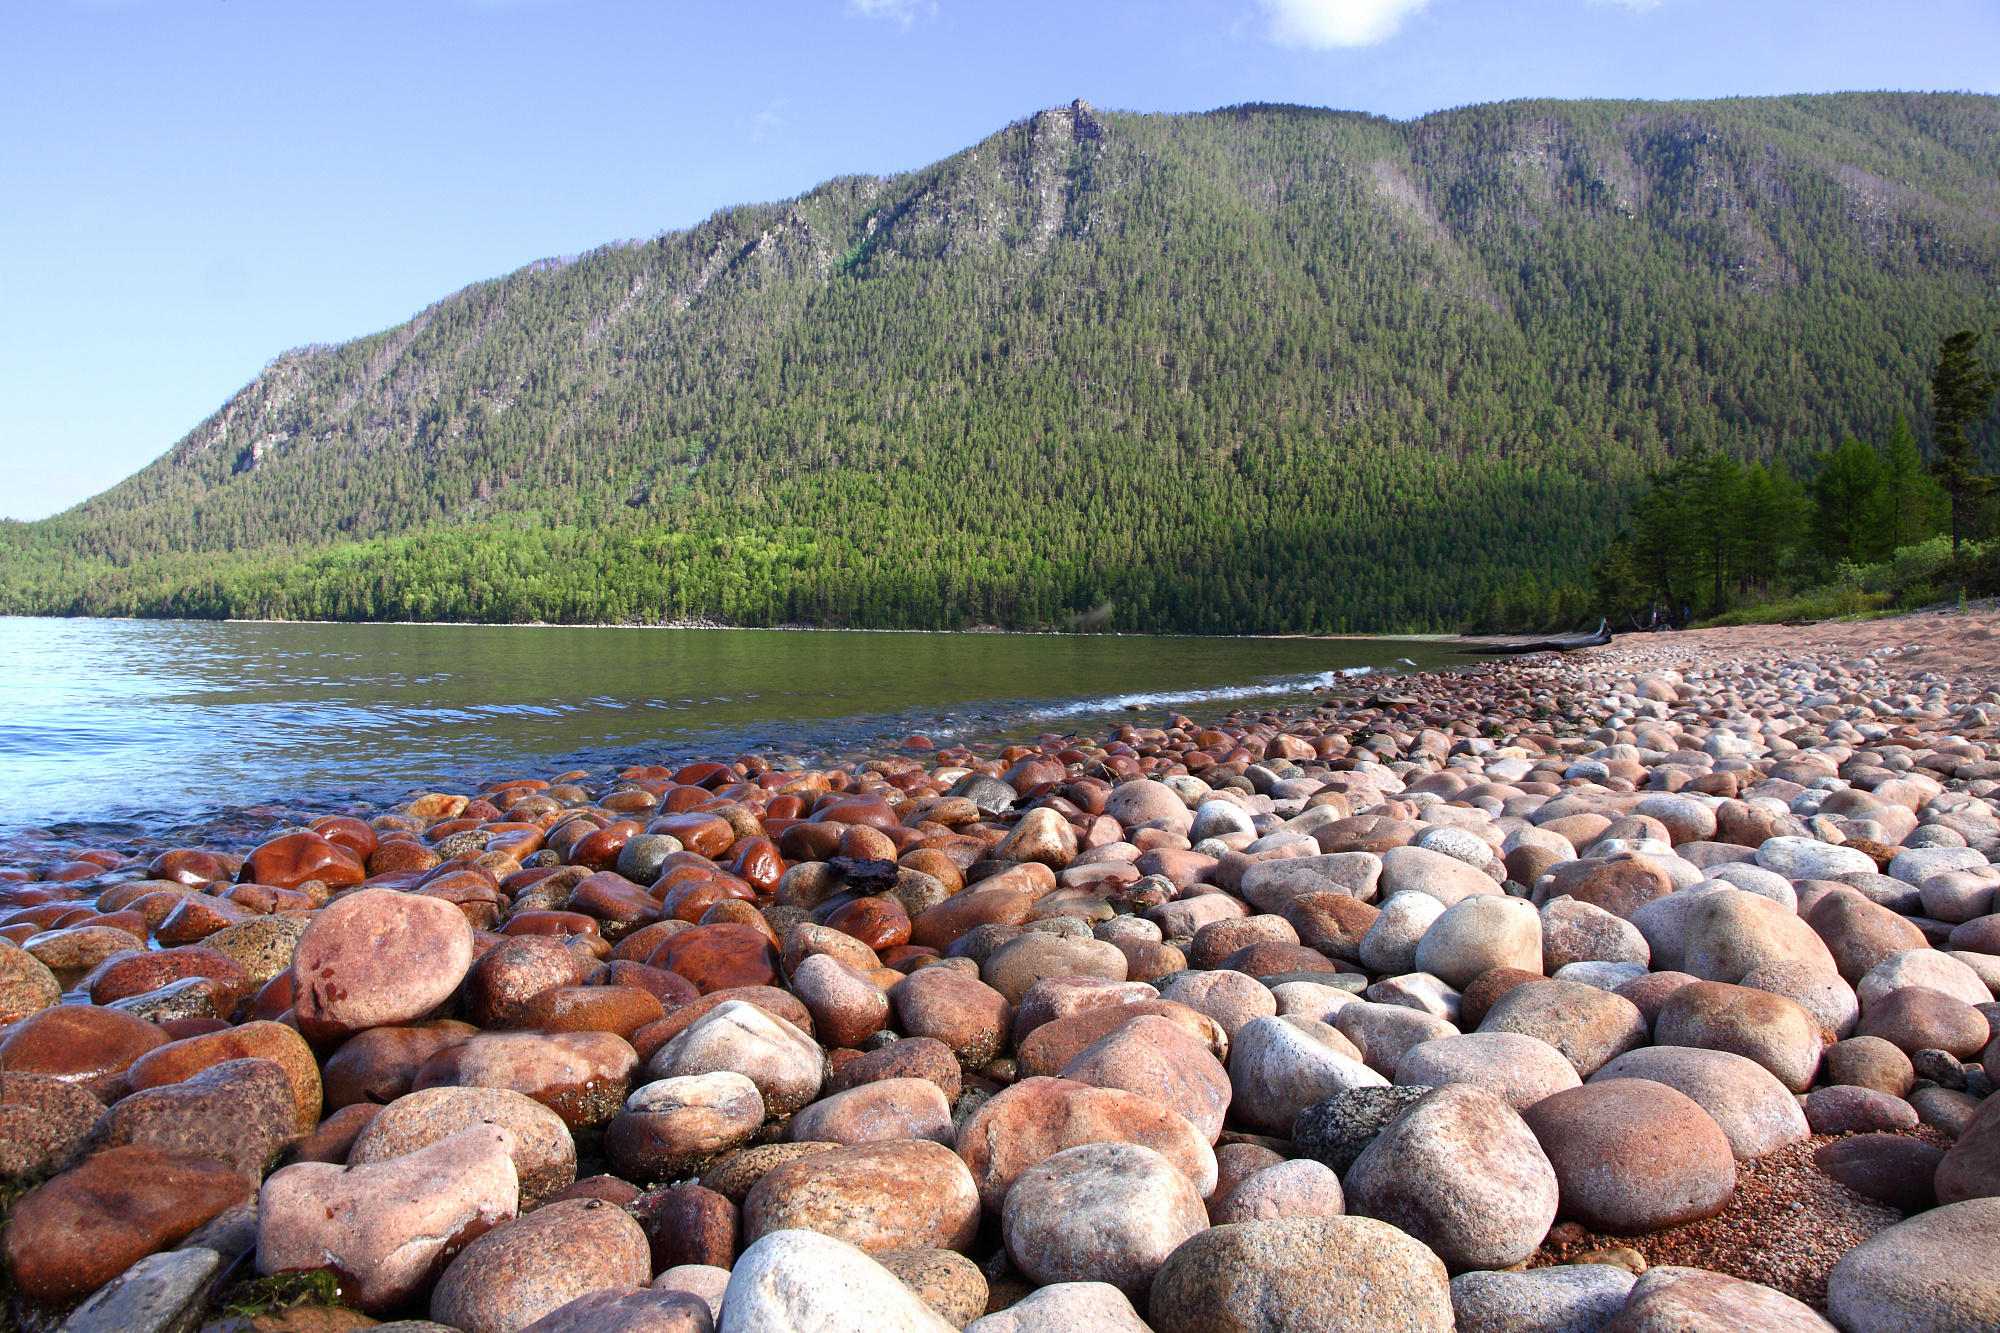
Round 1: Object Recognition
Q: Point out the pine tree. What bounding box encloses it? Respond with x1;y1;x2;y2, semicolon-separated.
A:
1809;438;1885;565
1929;329;2000;550
1876;411;1942;555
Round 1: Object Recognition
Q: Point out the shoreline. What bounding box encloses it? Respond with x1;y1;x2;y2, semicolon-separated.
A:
1;608;1997;1327
3;611;1469;643
9;607;2000;869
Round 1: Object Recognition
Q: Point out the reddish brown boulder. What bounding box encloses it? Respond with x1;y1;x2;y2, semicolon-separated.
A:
650;924;782;994
0;1003;166;1097
910;886;1039;951
1545;857;1675;919
1058;1014;1233;1143
243;831;366;892
84;945;251;1013
1808;889;1931;983
147;849;228;887
1859;985;1992;1059
153;893;261;946
521;985;666;1039
651;814;737;860
468;935;588;1028
414;1030;639;1128
823;1036;963;1101
123;1019;322;1134
322;1021;479;1110
1284;892;1380;966
1016;1001;1225;1080
890;967;1014;1068
824;896;913;952
566;872;663;937
1458;967;1544;1030
79;1057;299;1176
631;1182;740;1271
431;1198;652;1333
956;1075;1218;1211
2;1145;254;1299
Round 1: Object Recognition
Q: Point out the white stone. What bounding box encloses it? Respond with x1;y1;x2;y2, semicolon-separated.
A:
719;1230;957;1333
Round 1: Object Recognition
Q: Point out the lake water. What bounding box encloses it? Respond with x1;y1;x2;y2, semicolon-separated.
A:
0;618;1472;843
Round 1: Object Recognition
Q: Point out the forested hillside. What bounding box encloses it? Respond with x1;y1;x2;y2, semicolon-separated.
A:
5;93;1998;632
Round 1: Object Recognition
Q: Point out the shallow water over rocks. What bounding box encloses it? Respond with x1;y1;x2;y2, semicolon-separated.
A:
0;618;1455;845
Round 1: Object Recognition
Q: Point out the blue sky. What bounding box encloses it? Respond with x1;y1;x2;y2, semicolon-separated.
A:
4;0;1997;521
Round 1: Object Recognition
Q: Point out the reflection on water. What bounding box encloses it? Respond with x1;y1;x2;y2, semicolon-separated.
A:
0;618;1470;835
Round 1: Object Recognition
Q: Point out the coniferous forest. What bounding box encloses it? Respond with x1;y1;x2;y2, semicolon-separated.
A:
4;94;1999;633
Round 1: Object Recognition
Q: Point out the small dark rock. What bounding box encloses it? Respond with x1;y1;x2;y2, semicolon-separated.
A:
1291;1085;1432;1177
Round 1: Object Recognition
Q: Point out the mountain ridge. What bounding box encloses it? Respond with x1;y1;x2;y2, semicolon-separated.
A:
5;91;1998;631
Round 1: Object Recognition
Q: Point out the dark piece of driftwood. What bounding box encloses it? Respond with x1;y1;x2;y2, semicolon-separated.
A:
1454;620;1612;655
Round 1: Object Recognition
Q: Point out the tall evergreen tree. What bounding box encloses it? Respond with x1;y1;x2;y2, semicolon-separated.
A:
1929;329;2000;550
1810;438;1886;565
1876;411;1941;556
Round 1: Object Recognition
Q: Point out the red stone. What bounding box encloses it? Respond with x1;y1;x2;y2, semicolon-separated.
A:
569;823;642;873
568;872;665;935
650;814;736;860
729;838;786;892
242;832;366;891
779;822;844;862
661;878;752;924
367;839;443;876
649;924;781;993
310;816;381;861
146;849;227;887
825;897;913;952
0;1005;168;1095
86;946;251;1012
523;985;667;1038
504;910;601;938
2;1145;255;1299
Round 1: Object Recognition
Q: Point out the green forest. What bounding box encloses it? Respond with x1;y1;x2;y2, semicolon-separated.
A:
1474;323;2000;632
4;93;1999;633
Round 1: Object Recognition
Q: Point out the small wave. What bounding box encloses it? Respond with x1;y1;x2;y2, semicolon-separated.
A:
1030;667;1383;718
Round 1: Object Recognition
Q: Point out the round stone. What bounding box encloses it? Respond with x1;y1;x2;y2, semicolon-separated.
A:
1146;1216;1453;1333
742;1139;980;1255
648;999;823;1116
430;1198;651;1333
1227;1014;1383;1136
1001;1141;1207;1301
719;1229;957;1332
606;1071;764;1182
1520;1080;1736;1234
1209;1158;1345;1225
786;1078;955;1148
291;889;475;1043
1589;1045;1809;1161
1655;981;1825;1093
1827;1197;2000;1333
955;1075;1218;1211
1475;979;1648;1078
1392;1032;1581;1111
1344;1083;1559;1271
349;1086;577;1206
1412;896;1542;990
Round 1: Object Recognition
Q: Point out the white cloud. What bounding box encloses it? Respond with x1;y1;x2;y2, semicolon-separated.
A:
1261;0;1432;48
1591;0;1666;9
749;99;788;145
848;0;936;28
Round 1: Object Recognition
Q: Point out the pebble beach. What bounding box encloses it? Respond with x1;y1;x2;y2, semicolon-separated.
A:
2;614;1998;1333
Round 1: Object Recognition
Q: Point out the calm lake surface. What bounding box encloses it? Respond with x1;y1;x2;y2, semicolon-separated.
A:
1;618;1473;840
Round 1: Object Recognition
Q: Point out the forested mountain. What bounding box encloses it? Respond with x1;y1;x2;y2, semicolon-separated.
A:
5;92;1998;632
